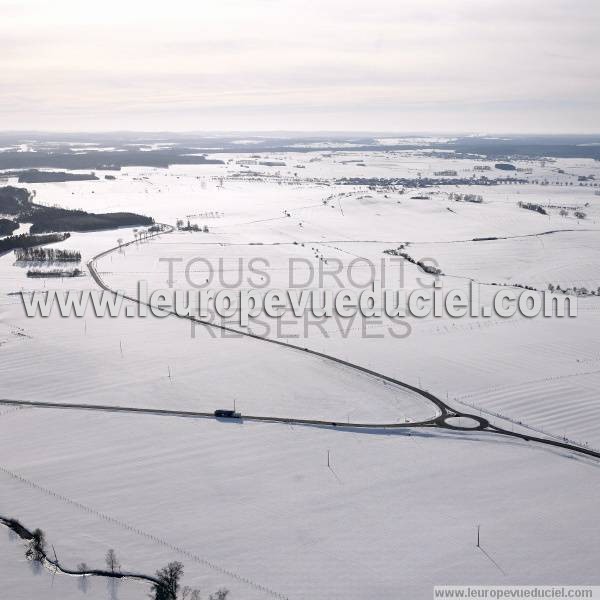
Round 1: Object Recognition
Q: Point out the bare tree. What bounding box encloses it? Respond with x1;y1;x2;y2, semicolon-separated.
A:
77;562;89;574
25;528;46;562
77;562;91;593
209;589;230;600
105;549;120;574
151;561;184;600
181;587;201;600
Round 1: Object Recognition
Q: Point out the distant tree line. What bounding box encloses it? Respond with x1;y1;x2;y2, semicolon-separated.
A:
336;175;527;187
384;245;443;275
0;218;19;236
27;268;83;278
0;186;32;214
548;283;599;297
176;219;209;232
517;201;547;215
449;192;483;203
15;247;81;262
23;205;155;234
0;185;154;234
0;148;225;171
0;232;70;253
3;169;99;183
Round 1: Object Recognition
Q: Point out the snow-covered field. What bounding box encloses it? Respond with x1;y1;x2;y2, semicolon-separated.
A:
2;408;600;599
0;533;147;600
1;149;600;599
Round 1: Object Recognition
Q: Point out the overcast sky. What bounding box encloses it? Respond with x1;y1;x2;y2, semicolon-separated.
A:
1;0;598;133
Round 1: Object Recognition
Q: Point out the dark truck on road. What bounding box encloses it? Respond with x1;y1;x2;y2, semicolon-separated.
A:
214;409;241;419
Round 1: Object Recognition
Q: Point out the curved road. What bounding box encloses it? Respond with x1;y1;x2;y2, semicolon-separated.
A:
74;225;600;461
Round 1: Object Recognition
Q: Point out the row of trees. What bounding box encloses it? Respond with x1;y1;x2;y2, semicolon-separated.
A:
15;247;81;262
449;192;483;203
22;529;229;600
559;208;587;219
116;224;169;249
383;245;443;275
517;201;547;215
0;232;70;253
27;268;83;278
176;219;209;233
534;180;600;187
548;283;600;296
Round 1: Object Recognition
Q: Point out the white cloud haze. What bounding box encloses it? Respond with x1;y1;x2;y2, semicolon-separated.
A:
1;0;598;132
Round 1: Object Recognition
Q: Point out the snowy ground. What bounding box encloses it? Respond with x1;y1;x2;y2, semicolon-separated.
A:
1;149;600;599
0;533;147;600
1;409;600;600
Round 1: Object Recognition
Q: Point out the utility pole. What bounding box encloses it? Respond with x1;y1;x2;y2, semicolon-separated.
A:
51;545;59;585
476;524;480;548
327;450;331;468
